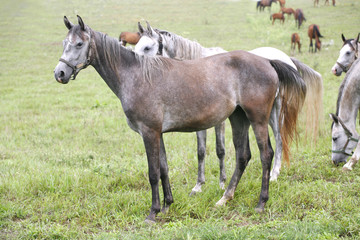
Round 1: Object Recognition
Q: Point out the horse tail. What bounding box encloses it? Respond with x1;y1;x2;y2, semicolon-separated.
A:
269;60;307;165
290;57;323;142
313;25;323;38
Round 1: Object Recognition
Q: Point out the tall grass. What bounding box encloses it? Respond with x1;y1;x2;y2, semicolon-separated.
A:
1;0;360;238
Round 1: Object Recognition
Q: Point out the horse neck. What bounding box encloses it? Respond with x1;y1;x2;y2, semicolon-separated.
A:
337;62;360;130
90;30;139;96
161;31;204;60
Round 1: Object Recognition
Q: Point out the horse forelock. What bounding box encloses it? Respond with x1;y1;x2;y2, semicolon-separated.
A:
343;39;355;49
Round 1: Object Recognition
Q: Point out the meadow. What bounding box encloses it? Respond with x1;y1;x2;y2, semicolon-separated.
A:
1;0;360;238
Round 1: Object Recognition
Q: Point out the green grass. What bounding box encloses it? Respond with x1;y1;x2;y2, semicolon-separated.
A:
1;0;360;238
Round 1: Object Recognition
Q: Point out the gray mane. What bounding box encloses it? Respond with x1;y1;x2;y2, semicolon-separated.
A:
156;30;203;60
93;30;172;83
336;58;360;115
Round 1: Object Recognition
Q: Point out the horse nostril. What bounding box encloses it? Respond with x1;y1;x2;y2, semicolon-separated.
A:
60;71;65;78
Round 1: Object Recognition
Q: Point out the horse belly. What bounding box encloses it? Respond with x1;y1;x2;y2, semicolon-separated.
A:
160;78;237;133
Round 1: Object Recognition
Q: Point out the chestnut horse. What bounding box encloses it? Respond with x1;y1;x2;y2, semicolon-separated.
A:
270;13;284;25
315;0;335;6
257;0;277;12
279;0;285;7
308;24;323;52
119;31;140;46
291;33;301;53
294;9;306;29
281;7;295;19
54;16;306;223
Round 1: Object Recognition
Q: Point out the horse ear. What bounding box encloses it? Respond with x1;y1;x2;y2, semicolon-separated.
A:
146;21;155;36
77;15;85;31
341;33;346;43
64;16;74;30
138;22;145;34
330;113;339;124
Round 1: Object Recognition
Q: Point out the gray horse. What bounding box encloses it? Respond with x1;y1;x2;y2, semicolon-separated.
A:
54;16;306;222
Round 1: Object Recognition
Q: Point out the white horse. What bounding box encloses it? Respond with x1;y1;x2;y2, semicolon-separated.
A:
134;22;322;187
331;33;360;76
330;58;360;170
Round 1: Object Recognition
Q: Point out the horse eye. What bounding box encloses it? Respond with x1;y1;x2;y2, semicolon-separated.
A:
77;42;83;48
332;137;338;142
346;51;351;55
144;47;150;52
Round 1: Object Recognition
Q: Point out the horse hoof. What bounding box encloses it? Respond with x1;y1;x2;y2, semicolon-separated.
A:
215;197;227;207
255;207;265;213
144;218;156;225
342;165;352;172
161;206;170;214
270;175;278;181
189;185;202;196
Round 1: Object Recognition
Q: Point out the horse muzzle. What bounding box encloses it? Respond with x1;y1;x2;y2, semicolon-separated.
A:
54;62;73;84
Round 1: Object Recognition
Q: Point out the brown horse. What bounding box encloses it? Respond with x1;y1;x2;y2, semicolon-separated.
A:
291;33;301;53
325;0;336;6
308;24;323;52
281;7;295;19
119;31;140;46
279;0;286;7
54;16;306;223
270;13;284;25
294;8;306;29
315;0;335;6
257;0;277;12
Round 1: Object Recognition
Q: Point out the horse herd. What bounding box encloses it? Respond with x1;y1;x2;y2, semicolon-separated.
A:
53;14;359;223
257;0;331;54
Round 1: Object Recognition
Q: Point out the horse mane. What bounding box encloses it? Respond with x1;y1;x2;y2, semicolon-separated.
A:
94;30;173;83
136;54;174;83
156;29;203;60
336;58;360;116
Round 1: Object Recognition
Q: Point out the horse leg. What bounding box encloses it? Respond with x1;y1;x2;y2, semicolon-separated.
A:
215;121;226;190
252;123;274;212
159;135;174;213
142;129;162;223
122;40;127;46
309;39;313;53
190;130;207;195
216;108;251;206
269;96;282;181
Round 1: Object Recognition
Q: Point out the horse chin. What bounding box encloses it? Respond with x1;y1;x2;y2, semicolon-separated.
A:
57;78;70;84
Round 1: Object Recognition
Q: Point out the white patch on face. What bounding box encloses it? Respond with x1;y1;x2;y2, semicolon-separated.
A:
337;44;355;67
332;44;355;75
134;36;158;56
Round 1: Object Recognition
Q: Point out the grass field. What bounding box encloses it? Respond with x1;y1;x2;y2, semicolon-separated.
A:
1;0;360;239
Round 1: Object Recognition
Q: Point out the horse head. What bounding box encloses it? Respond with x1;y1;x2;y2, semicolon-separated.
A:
331;33;360;76
54;15;93;84
134;21;162;57
330;113;359;165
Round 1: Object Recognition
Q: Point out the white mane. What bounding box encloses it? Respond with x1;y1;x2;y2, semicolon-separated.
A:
158;30;226;60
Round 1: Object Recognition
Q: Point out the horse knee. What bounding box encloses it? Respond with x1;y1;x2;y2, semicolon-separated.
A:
198;144;206;161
